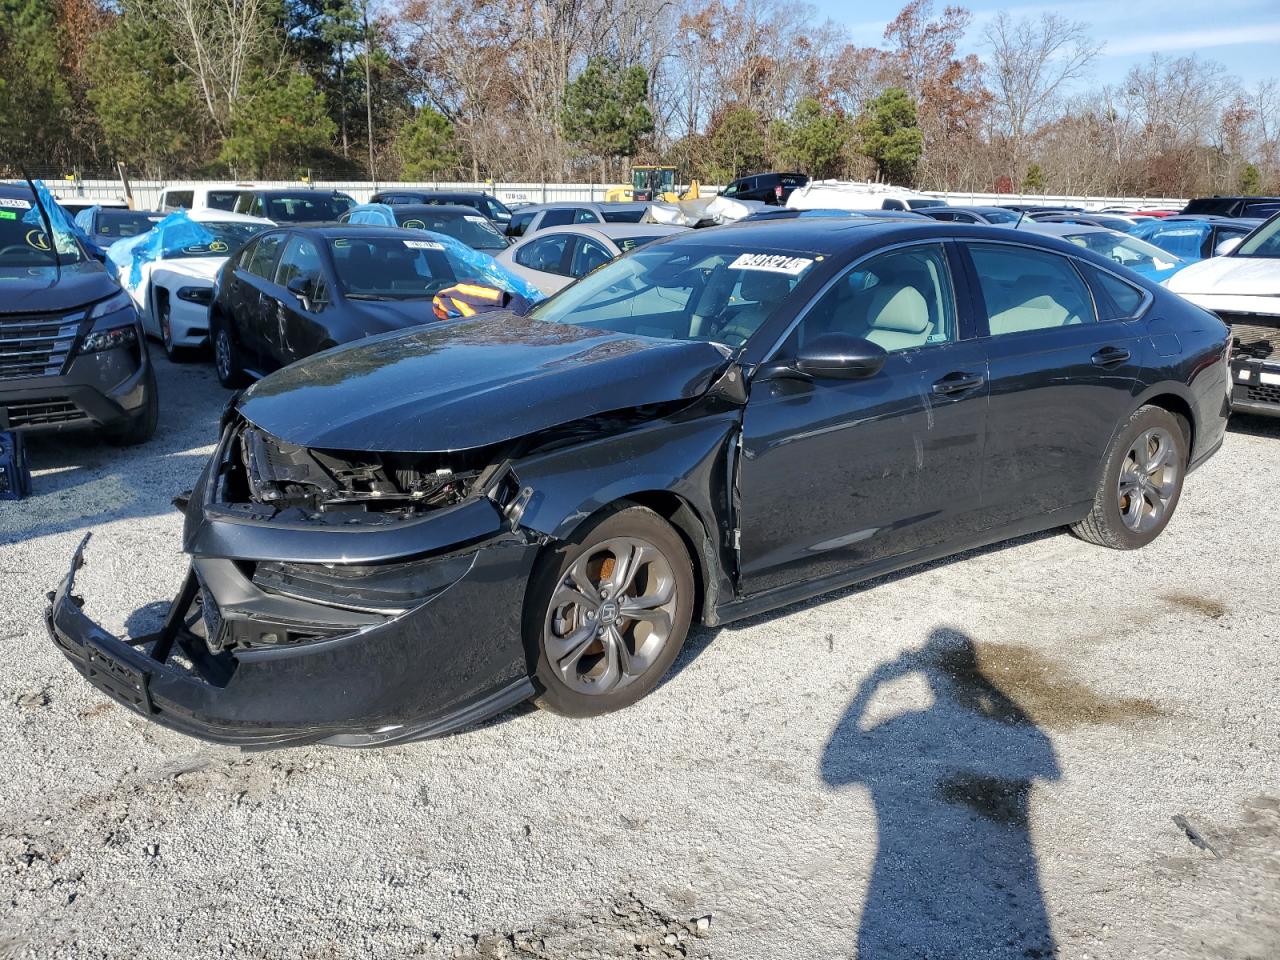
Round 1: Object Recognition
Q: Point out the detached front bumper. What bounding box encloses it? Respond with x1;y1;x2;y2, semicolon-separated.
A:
46;531;539;748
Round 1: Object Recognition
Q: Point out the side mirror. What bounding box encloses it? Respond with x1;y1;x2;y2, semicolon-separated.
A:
286;274;314;309
1215;237;1242;256
757;333;888;382
795;333;888;379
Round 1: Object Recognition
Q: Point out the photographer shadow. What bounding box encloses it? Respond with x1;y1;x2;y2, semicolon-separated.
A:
821;627;1060;959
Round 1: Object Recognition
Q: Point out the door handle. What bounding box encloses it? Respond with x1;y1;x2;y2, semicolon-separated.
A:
931;371;985;396
1091;346;1131;367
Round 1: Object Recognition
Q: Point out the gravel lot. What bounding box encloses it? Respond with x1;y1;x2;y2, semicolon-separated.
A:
2;354;1278;959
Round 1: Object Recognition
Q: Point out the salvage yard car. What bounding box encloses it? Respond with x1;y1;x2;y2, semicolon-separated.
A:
46;218;1230;747
1166;212;1280;417
209;223;536;386
341;203;511;252
0;182;157;443
111;209;274;360
495;223;686;295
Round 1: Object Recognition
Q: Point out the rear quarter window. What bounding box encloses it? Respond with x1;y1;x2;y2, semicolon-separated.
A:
1078;262;1146;320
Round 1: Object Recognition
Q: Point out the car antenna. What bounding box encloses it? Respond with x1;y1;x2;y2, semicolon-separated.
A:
21;166;61;282
1015;210;1026;230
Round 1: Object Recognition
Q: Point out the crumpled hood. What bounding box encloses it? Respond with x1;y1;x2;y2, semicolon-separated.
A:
236;312;731;452
0;260;117;314
1166;256;1280;296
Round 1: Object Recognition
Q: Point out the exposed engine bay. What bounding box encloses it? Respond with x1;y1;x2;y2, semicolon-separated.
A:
226;424;487;521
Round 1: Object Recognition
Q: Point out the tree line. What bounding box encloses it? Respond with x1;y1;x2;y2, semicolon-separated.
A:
1;0;1277;197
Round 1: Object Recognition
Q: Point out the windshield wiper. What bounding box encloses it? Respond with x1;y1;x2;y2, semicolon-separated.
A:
344;293;397;301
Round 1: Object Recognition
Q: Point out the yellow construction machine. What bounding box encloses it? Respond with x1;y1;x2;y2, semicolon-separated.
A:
606;166;700;203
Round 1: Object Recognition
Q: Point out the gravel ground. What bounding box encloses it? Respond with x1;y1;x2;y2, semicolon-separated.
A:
1;355;1278;959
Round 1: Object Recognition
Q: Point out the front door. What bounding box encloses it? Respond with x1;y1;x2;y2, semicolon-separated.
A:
737;242;990;596
959;241;1143;526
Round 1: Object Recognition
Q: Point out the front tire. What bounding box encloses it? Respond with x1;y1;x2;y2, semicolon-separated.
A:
159;296;196;363
211;311;248;388
525;504;695;717
1071;405;1187;549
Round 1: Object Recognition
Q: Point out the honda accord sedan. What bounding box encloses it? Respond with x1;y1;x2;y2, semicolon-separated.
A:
46;218;1231;748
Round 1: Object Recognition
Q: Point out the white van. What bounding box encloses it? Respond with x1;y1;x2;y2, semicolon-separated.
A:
157;182;258;213
788;180;946;213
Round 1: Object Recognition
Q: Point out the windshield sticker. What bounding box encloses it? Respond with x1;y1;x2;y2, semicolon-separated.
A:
0;198;32;209
0;210;15;221
404;239;444;251
402;219;426;229
464;215;488;224
25;229;51;251
729;252;813;275
148;216;164;222
208;240;229;254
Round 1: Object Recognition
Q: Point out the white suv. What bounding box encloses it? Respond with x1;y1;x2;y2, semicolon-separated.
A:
157;182;258;213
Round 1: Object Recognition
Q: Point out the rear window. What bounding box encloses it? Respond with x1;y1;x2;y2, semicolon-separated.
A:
780;175;808;187
1182;198;1238;217
260;193;354;222
96;210;165;238
207;190;242;211
601;208;645;223
163;190;194;210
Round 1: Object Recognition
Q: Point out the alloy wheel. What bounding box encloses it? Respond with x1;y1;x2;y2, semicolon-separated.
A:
543;537;679;695
214;328;232;380
1117;426;1179;533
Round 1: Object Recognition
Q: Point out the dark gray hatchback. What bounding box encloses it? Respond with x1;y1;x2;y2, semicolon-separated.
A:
0;183;156;443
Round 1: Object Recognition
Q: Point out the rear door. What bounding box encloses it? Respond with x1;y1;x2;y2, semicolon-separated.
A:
960;240;1143;527
737;241;990;595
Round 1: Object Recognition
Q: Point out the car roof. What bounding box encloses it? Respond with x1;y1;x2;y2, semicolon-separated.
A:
1018;222;1113;237
1160;215;1265;225
279;223;421;239
657;217;941;254
188;208;274;226
251;188;351;197
929;205;1012;214
97;207;163;217
0;182;33;199
378;190;486;199
162;182;256;191
527;224;687;240
386;204;481;217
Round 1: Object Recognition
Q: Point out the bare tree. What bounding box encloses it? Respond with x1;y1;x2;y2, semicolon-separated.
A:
984;11;1100;187
149;0;277;135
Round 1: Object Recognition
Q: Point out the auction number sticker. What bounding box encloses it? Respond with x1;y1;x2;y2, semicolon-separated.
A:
404;240;444;250
729;253;813;275
0;198;31;209
464;215;488;224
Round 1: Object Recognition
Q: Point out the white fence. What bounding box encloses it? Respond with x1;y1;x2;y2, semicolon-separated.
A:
41;178;1188;212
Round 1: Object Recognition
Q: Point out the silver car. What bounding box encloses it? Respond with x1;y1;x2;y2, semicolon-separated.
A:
494;223;687;295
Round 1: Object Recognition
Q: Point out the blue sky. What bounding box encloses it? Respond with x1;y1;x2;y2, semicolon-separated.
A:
815;0;1280;89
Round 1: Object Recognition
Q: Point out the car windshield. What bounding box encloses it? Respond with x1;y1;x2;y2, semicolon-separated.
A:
263;193;354;222
1062;231;1183;275
978;209;1020;223
166;222;269;259
329;235;459;299
528;243;818;347
1234;217;1280;258
0;197;83;266
396;211;508;251
601;207;646;223
96;210;165;238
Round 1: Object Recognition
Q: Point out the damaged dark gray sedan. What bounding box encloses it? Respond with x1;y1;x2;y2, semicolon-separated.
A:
46;219;1231;747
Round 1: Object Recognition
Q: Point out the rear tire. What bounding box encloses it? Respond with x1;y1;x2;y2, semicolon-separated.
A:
1070;405;1186;549
211;311;248;388
525;504;695;718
